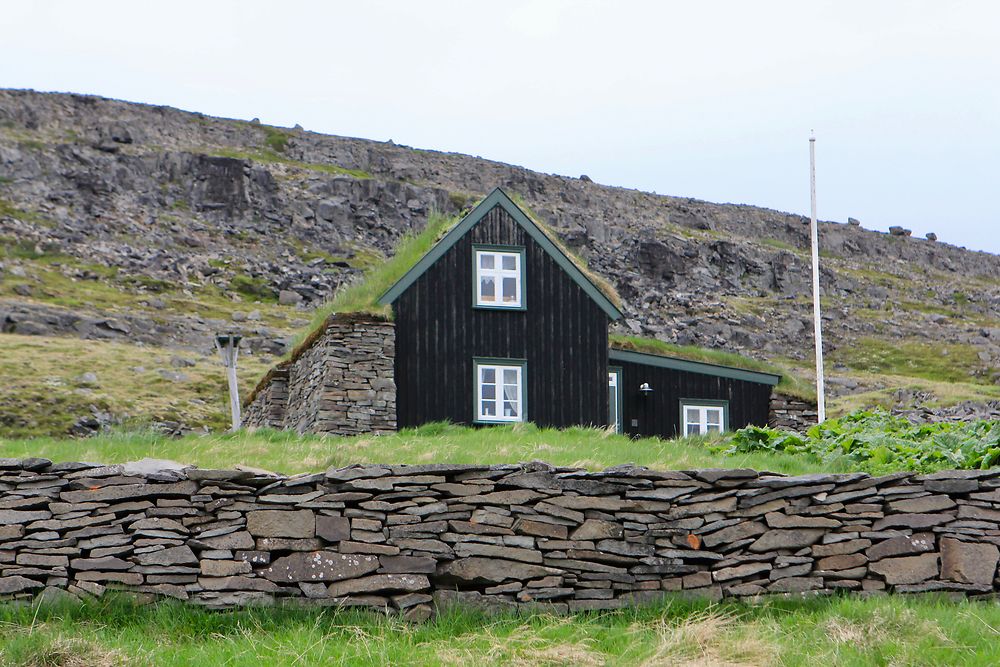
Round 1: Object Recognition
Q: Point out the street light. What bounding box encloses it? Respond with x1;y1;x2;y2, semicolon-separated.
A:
215;333;243;431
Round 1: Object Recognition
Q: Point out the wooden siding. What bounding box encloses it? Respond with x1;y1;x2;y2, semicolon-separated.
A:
394;204;610;428
615;358;773;438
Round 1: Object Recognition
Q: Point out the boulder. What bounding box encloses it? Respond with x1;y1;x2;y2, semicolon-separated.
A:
326;574;430;597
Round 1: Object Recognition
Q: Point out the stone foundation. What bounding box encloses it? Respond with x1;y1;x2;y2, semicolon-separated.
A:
3;457;1000;615
244;313;396;436
768;394;818;431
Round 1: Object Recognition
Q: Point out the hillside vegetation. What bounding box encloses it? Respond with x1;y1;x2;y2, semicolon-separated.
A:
1;90;998;436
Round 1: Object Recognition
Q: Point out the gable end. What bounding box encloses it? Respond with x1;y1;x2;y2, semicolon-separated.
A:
378;188;623;320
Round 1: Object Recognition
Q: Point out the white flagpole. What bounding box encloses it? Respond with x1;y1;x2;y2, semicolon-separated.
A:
809;133;827;423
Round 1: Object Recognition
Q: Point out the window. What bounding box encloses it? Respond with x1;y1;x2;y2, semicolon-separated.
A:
474;246;524;309
680;401;728;436
474;359;526;423
608;368;622;433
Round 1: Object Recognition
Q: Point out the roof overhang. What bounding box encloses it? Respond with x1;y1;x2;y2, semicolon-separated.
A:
378;187;623;320
608;348;781;386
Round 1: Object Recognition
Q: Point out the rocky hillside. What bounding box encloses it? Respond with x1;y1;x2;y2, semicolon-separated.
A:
0;89;998;435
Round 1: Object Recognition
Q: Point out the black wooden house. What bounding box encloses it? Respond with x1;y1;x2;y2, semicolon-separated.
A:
377;188;778;438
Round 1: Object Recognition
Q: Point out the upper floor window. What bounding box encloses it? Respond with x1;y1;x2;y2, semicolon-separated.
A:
474;246;524;309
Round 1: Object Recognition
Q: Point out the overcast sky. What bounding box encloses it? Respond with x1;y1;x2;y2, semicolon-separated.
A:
4;1;999;254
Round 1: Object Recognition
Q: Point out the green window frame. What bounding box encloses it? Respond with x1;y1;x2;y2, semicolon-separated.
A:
608;366;623;434
472;244;526;311
473;357;527;424
679;399;729;436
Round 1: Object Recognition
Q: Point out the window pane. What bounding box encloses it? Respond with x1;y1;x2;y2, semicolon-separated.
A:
706;409;721;425
502;277;518;302
481;401;496;416
480;277;495;301
480;253;494;269
481;368;495;384
503;401;519;417
503;369;518;385
503;383;518;400
706;424;721;433
481;384;496;400
687;424;701;435
685;408;699;424
501;255;517;270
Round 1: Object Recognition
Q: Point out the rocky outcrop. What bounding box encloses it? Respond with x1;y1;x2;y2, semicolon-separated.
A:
4;456;1000;615
1;89;998;380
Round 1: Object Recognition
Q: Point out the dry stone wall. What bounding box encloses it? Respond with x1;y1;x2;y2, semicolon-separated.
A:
244;314;396;436
768;394;818;432
2;457;1000;617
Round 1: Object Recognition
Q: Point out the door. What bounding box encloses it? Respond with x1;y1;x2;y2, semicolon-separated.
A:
608;368;622;433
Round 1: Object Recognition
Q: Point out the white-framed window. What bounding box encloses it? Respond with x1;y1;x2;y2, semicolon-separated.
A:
474;359;526;423
681;402;728;436
474;247;524;308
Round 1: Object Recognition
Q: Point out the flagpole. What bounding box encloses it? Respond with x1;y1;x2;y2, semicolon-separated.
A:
809;133;827;423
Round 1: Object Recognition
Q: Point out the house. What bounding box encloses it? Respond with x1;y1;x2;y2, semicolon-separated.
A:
244;188;782;438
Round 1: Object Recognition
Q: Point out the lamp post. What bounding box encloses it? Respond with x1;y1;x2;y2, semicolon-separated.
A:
215;333;243;431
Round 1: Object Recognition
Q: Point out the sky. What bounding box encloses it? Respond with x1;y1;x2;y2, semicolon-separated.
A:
3;1;999;254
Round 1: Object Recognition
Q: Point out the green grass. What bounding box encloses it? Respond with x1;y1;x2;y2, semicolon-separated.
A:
610;334;815;401
0;421;838;476
212;147;371;179
1;593;999;666
262;127;290;153
830;337;993;384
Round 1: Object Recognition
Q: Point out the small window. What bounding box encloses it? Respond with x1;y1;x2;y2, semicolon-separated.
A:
681;402;728;436
475;359;526;423
608;368;622;433
474;247;524;309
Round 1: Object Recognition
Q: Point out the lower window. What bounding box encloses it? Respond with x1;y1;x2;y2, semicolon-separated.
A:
474;359;526;423
680;401;728;435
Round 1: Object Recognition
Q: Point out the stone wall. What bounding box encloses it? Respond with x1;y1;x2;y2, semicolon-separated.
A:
242;368;289;429
3;456;1000;616
769;394;818;432
244;313;396;436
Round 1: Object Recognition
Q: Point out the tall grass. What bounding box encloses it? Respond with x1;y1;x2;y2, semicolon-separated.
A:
0;422;839;476
1;593;998;666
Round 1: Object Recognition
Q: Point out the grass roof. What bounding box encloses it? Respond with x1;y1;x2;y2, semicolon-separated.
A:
609;334;816;401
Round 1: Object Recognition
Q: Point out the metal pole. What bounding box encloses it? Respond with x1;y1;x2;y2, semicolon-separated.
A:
809;133;827;423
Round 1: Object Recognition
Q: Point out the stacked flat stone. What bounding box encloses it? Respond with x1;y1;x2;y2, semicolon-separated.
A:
2;457;1000;617
245;314;396;436
768;394;818;432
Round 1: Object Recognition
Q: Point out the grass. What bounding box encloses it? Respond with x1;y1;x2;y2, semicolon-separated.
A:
830;337;993;385
1;593;999;666
610;334;815;401
0;334;272;438
0;421;839;476
212;146;372;179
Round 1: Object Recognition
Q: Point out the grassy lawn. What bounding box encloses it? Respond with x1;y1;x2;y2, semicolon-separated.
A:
0;593;996;666
0;422;839;476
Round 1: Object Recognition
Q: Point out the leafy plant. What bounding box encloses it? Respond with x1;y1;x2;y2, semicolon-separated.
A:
716;410;1000;474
